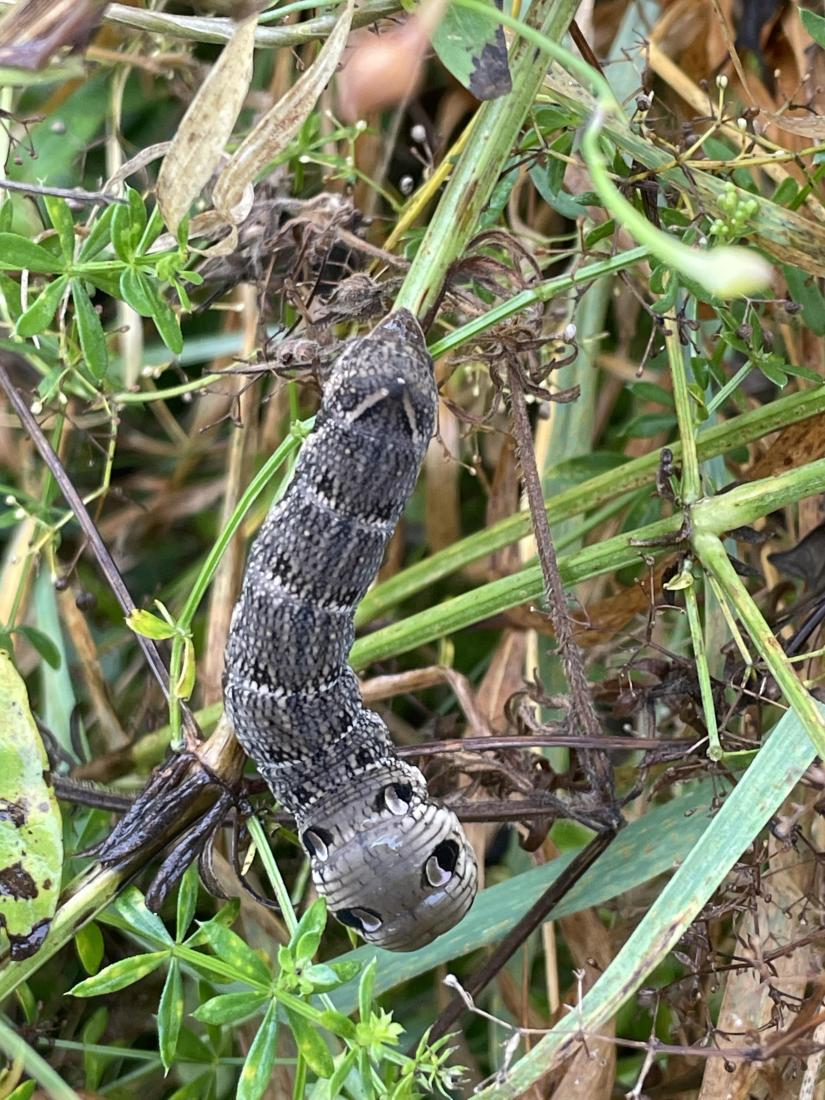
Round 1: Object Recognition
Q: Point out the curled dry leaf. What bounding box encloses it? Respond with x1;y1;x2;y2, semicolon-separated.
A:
212;0;355;229
156;12;258;234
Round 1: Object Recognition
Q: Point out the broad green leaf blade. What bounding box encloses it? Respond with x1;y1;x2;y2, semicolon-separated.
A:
15;275;69;337
472;704;818;1098
329;779;718;1013
69;950;168;996
43;196;75;260
75;921;104;975
0;651;63;960
0;234;64;273
195;920;271;986
119;267;156;318
237;999;279;1100
285;1007;334;1078
158;958;184;1073
801;7;825;49
193;991;268;1025
71;280;108;381
176;863;199;942
432;0;511;100
110;885;174;945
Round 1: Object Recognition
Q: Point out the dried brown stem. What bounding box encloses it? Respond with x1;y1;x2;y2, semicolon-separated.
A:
506;362;619;825
0;354;199;740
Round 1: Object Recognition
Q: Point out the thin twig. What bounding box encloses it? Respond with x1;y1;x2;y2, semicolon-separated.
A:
428;829;615;1042
0;178;125;205
506;362;620;824
0;354;199;740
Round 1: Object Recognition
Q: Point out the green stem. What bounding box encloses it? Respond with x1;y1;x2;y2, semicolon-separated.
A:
394;0;581;317
692;530;825;758
355;386;825;626
681;564;721;760
427;246;650;358
352;457;825;668
0;1015;81;1100
665;323;702;504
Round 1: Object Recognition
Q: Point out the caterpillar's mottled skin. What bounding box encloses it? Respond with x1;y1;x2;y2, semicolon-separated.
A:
223;310;477;951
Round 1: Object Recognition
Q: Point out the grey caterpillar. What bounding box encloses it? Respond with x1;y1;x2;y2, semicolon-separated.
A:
223;309;477;951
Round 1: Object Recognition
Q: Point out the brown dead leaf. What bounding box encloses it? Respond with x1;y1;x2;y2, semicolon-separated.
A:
156;13;258;234
212;0;354;227
758;109;825;141
0;0;107;69
747;411;825;481
506;567;667;649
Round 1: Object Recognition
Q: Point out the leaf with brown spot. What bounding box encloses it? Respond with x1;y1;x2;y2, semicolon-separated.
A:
432;0;511;101
0;649;62;960
156;12;258;234
212;0;354;226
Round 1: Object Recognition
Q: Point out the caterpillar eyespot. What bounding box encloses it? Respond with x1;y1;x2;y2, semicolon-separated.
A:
224;309;478;951
377;782;413;816
425;839;460;888
335;906;383;934
302;827;332;861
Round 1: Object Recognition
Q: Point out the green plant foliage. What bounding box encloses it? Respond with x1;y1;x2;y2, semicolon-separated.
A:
0;651;63;962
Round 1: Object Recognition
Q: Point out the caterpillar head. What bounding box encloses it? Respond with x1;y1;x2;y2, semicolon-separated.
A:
299;773;477;951
324;308;437;452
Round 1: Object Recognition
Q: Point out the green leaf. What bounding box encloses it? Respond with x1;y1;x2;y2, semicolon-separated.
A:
15;275;69;337
431;0;511;100
192;991;268;1025
75;921;104;975
119;266;155;317
0;199;13;232
7;1080;37;1100
285;1007;333;1078
783;264;825;337
43;196;75;260
175;635;196;701
195;920;270;986
801;6;825;49
291;897;326;965
127;186;147;235
237;999;279;1100
126;608;177;641
0;272;22;319
111;200;134;262
78;204;116;262
12;626;61;670
168;1073;212;1100
69;950;168;996
158;958;184;1073
176;862;199;942
755;357;788;387
317;1008;356;1042
0;651;62;961
358;957;376;1023
71;280;108;381
328;780;724;1015
0;234;64;273
302;963;343;992
111;885;174;945
146;282;183;355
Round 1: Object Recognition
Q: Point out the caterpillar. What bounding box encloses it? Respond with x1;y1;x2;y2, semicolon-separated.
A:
223;309;478;951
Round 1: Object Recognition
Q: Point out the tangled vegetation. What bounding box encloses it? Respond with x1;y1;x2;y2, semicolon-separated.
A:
2;0;825;1097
